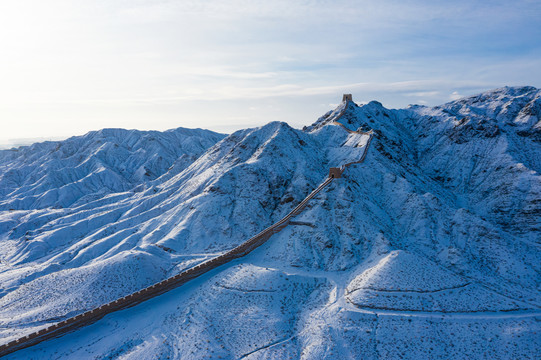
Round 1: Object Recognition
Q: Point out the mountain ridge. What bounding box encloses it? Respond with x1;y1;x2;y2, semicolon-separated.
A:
0;86;539;359
0;127;226;210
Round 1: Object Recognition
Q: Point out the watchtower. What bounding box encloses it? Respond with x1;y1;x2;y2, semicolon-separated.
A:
342;94;353;102
329;167;342;178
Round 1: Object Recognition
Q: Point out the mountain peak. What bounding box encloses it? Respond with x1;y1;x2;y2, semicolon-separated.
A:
446;85;539;108
0;87;539;359
304;94;363;132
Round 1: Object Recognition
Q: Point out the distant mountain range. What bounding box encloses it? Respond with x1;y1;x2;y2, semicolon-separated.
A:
0;86;539;359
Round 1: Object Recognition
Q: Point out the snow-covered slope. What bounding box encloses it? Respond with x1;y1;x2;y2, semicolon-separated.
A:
0;127;225;210
0;86;539;359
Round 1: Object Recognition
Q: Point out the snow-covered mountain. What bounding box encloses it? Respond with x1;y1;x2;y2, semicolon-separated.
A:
0;127;226;210
0;86;539;359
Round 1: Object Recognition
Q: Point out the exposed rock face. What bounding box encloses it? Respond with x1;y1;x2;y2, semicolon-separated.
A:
0;86;539;359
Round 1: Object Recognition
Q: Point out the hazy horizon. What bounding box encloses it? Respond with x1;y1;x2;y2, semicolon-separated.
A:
0;85;536;150
1;0;540;146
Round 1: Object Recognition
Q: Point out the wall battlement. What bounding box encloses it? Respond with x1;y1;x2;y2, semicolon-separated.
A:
342;94;353;102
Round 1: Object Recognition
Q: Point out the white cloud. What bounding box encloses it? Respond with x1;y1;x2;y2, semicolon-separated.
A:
450;91;463;100
0;0;539;141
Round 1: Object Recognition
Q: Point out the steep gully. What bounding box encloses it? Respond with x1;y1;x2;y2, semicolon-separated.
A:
0;98;373;357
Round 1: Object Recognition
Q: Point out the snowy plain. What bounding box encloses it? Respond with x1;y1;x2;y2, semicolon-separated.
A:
0;86;540;359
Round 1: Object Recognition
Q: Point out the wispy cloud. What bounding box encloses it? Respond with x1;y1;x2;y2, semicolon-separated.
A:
22;79;494;105
450;91;463;101
0;0;539;141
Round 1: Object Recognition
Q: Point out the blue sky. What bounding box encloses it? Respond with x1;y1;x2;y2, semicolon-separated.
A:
0;0;540;146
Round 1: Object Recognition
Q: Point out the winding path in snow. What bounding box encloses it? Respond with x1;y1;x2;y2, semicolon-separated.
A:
272;265;541;321
348;306;541;319
0;119;374;358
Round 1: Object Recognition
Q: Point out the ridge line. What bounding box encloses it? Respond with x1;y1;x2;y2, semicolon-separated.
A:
0;131;374;358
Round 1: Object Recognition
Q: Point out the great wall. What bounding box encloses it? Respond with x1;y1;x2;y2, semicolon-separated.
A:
0;95;373;358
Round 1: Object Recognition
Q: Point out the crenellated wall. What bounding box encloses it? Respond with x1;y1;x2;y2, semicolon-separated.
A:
0;120;374;358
